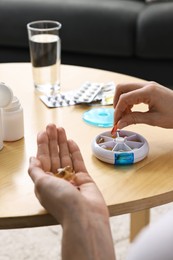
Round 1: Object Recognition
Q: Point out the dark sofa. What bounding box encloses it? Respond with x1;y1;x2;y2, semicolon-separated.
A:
1;0;173;88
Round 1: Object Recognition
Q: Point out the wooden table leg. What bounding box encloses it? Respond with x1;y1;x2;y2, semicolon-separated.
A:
130;209;150;242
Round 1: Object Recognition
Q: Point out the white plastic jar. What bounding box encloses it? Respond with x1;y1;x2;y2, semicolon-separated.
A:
0;110;3;150
2;96;24;141
0;82;13;149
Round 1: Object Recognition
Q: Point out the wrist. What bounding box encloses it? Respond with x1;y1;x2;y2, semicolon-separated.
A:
61;204;115;260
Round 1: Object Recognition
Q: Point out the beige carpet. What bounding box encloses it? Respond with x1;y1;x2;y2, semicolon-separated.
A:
0;202;173;260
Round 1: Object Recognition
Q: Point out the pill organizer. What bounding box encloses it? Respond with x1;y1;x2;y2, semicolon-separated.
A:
92;130;149;165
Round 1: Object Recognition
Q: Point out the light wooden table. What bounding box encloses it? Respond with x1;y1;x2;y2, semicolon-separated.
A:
0;63;173;241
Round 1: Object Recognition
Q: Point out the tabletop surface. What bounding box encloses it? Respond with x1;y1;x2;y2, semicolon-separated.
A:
0;63;173;229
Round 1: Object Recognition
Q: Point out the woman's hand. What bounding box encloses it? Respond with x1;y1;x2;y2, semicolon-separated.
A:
28;124;109;224
28;124;116;260
112;81;173;133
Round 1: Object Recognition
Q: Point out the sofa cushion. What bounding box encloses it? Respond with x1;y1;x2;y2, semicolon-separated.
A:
136;2;173;58
146;0;173;2
0;0;144;58
145;0;161;2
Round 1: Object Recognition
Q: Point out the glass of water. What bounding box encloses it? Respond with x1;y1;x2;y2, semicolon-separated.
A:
27;20;62;95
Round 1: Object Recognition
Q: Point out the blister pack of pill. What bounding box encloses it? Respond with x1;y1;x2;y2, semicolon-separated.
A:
73;82;103;104
40;81;115;108
40;91;76;108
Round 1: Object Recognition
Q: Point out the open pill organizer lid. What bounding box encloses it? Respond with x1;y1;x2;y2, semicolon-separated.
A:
83;108;114;127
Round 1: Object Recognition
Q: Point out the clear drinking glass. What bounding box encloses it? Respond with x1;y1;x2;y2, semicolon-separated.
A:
27;20;62;95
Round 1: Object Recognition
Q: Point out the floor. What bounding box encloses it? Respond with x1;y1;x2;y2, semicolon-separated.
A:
0;202;173;260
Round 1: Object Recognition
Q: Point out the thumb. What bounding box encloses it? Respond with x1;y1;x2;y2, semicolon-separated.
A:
28;156;44;182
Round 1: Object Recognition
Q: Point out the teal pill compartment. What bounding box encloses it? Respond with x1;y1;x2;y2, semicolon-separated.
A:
114;152;134;165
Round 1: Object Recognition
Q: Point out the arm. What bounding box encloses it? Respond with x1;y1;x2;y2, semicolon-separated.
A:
28;124;116;260
112;81;173;134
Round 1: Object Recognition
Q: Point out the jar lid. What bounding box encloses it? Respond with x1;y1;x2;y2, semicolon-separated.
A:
0;83;13;108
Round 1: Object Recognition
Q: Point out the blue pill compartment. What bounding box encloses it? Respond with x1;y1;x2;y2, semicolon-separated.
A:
92;130;149;165
114;152;134;165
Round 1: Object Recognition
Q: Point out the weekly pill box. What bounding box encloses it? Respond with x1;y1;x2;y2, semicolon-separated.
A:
92;130;149;165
